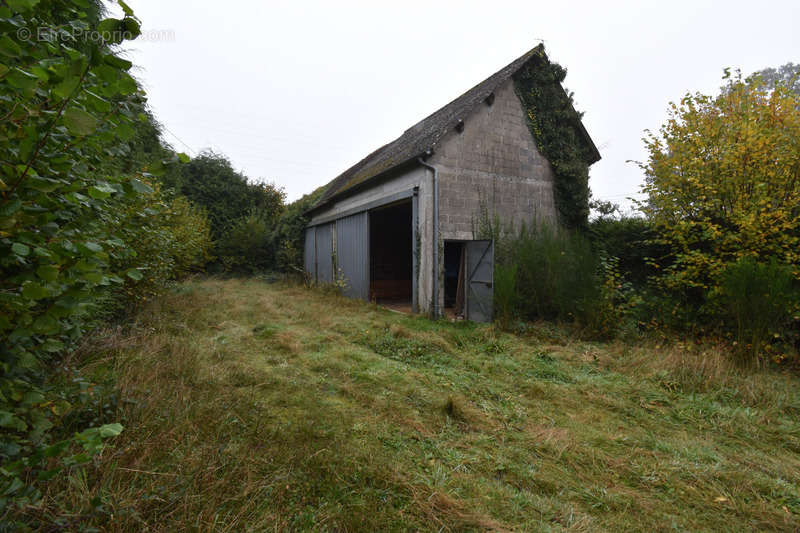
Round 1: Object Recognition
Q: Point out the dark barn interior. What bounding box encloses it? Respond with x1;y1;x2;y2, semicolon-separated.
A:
369;201;412;305
444;241;466;317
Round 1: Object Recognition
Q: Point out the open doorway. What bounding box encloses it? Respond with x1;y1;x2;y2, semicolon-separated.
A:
444;240;495;322
369;200;412;312
444;241;466;320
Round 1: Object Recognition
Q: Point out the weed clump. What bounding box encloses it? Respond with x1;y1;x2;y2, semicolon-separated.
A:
252;323;280;339
362;329;448;366
443;395;467;421
442;395;492;431
716;257;798;367
479;219;630;339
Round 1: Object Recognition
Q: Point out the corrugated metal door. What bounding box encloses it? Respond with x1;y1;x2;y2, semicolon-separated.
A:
335;212;369;299
466;240;494;323
304;226;316;281
315;223;334;284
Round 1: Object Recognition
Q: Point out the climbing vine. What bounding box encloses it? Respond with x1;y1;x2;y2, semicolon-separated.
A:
513;50;594;230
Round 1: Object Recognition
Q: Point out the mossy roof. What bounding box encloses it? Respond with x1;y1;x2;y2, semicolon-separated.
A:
312;43;599;211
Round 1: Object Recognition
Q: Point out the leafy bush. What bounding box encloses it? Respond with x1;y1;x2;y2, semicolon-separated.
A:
215;208;277;273
160;151;287;272
109;183;213;301
589;213;665;289
639;70;800;298
211;183;328;275
629;69;800;356
0;1;206;525
158;195;213;276
162;151;285;240
716;257;798;366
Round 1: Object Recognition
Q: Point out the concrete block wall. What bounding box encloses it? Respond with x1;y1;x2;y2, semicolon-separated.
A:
308;79;558;318
431;78;557;241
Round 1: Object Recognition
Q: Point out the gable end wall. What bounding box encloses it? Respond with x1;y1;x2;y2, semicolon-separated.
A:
431;78;557;240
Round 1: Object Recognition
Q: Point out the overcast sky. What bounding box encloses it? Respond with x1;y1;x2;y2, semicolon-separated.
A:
118;0;799;208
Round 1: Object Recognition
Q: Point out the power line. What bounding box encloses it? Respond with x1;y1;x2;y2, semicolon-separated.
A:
594;192;646;200
161;124;197;156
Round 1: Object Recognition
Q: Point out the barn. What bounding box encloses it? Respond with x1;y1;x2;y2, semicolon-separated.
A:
304;44;600;322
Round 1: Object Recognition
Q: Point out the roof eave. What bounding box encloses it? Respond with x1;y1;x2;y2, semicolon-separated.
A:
534;48;601;165
579;120;602;165
304;155;425;217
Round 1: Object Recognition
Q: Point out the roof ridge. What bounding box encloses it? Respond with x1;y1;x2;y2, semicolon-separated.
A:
311;43;553;210
400;44;544;133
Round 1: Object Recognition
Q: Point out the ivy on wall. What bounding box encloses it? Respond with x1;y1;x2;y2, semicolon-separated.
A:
513;51;593;230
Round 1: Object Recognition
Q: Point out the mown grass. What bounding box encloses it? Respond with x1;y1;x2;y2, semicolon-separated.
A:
37;278;800;531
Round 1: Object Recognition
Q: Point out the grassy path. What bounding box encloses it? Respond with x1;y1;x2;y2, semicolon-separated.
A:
55;278;800;531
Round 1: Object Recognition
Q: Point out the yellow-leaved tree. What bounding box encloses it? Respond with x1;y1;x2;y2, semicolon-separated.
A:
639;70;800;299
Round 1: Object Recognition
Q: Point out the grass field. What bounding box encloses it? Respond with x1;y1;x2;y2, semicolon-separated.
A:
44;278;800;531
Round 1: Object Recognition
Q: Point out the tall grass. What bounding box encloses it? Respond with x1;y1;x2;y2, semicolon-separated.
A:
471;199;612;332
494;224;624;337
493;263;518;329
717;257;797;367
43;278;800;532
27;278;800;531
511;225;601;322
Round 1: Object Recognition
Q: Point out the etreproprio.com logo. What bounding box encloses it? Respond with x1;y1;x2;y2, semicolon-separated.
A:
16;26;175;43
